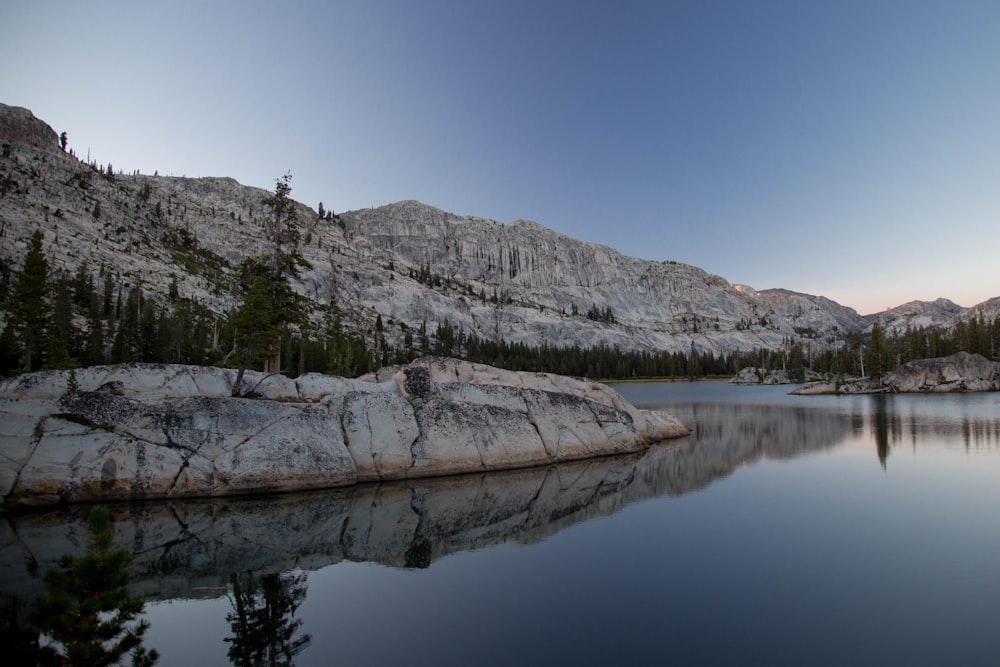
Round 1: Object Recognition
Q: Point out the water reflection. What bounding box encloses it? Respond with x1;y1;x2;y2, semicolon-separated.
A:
864;393;1000;467
4;505;159;667
3;389;997;613
1;400;852;608
873;394;893;468
226;570;310;667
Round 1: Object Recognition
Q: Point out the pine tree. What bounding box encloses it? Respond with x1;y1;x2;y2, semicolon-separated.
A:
231;276;281;394
864;317;894;385
227;175;306;379
29;505;159;666
257;174;302;373
10;230;51;371
260;173;299;276
82;289;106;367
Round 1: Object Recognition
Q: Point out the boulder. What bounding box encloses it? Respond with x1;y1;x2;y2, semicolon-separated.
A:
887;351;999;393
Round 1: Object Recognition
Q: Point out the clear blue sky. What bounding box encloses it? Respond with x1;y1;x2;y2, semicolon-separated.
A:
4;0;999;314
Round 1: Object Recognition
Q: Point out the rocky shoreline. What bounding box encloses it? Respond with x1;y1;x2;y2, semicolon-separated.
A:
790;352;999;395
0;357;687;507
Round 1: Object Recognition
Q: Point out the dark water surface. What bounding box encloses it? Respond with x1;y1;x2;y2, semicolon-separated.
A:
3;382;999;666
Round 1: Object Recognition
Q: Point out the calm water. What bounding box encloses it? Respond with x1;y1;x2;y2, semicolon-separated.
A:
3;381;1000;666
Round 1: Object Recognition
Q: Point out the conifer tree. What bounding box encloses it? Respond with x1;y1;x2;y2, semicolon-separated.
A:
260;173;299;276
231;276;281;394
229;174;305;380
864;317;894;385
82;290;106;367
10;230;51;371
29;505;159;666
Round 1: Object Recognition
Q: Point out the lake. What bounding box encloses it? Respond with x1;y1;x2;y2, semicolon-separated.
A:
3;381;1000;666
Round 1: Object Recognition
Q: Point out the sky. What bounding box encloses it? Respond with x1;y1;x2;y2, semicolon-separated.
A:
3;0;999;315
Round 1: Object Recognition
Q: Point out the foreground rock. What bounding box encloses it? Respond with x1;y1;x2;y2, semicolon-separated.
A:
0;358;687;507
791;352;1000;394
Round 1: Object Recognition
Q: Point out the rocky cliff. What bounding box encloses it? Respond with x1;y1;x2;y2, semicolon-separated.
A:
1;103;995;357
0;358;687;507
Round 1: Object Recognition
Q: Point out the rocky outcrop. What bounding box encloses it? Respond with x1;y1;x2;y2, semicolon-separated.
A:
791;352;999;394
730;367;795;385
0;358;687;506
886;351;999;393
0;103;59;153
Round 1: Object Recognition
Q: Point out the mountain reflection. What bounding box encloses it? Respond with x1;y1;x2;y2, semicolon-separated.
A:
1;401;852;606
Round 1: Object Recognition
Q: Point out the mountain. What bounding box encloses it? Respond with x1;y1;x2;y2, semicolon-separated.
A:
864;297;1000;335
0;103;994;360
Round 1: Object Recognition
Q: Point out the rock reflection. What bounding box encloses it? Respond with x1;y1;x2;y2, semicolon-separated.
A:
658;402;852;493
1;401;854;606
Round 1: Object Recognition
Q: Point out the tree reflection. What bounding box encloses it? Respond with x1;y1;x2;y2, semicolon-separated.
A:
871;395;905;470
225;570;311;667
874;395;890;469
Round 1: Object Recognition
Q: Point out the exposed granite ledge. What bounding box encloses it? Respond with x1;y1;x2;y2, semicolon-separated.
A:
0;357;687;507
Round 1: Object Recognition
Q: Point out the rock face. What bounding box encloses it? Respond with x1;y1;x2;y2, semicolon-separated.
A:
0;358;687;506
335;202;863;355
791;352;1000;394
